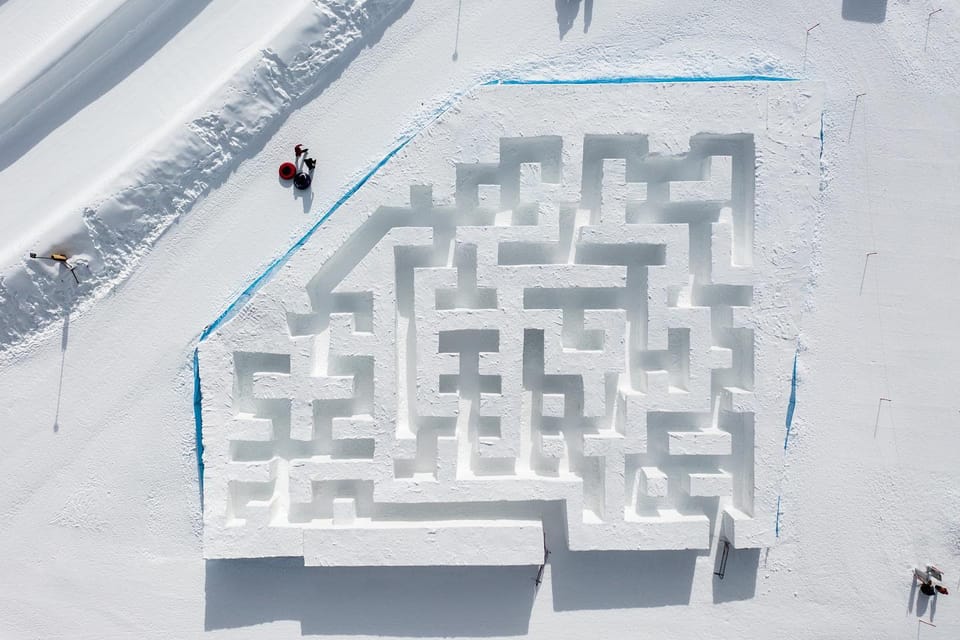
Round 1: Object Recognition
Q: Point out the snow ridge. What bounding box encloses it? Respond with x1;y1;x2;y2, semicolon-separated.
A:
0;0;410;358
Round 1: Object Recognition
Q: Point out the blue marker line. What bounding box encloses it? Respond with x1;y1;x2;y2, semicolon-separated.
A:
775;495;782;537
192;347;204;506
202;137;408;340
485;74;795;86
784;351;798;450
819;112;825;160
191;72;797;503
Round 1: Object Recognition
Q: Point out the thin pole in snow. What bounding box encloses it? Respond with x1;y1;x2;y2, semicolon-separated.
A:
848;93;866;142
803;23;820;72
452;0;462;61
874;397;892;438
925;9;943;52
859;251;878;295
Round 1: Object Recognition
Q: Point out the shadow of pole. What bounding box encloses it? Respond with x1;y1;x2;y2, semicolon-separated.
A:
925;10;943;53
859;251;876;295
803;24;821;73
874;397;891;438
452;0;462;61
53;309;71;432
848;93;866;142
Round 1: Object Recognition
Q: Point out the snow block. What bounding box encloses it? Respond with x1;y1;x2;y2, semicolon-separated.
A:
667;429;732;455
638;466;669;498
723;506;777;549
682;471;733;497
304;521;544;566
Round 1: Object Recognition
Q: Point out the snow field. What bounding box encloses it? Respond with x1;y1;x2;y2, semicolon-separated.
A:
0;1;958;638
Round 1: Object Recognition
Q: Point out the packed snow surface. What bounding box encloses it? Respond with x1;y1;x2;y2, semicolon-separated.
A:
1;0;959;638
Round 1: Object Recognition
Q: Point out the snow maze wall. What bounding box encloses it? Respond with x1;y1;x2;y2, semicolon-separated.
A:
198;83;822;566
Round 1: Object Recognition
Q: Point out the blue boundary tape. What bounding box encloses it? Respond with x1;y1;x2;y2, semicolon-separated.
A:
779;105;824;534
484;74;794;86
784;350;799;450
191;72;799;506
776;349;800;538
193;347;204;502
819;112;825;160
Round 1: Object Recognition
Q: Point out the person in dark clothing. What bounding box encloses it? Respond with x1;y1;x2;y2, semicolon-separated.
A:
294;171;312;190
304;157;317;171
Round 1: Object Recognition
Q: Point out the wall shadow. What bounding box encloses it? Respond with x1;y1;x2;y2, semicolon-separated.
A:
555;0;581;39
550;547;698;610
541;501;699;610
53;311;70;433
841;0;887;23
916;590;930;618
205;558;536;636
712;547;760;603
206;503;761;630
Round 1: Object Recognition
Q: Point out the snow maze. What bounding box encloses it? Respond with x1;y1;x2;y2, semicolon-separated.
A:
198;83;822;566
